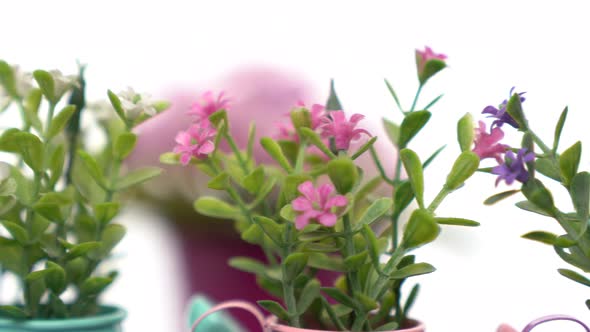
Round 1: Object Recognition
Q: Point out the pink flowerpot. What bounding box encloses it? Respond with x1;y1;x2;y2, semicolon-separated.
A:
190;300;426;332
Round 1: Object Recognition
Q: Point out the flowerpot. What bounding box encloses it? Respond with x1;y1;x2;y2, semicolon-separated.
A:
0;305;126;332
189;300;426;332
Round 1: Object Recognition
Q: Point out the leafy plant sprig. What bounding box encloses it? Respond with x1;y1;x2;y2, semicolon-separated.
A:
0;61;167;319
162;47;480;331
478;89;590;310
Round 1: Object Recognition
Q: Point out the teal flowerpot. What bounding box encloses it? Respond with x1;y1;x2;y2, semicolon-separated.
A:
0;306;126;332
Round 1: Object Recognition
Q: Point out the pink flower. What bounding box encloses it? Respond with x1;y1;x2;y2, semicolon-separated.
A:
415;46;447;74
291;181;348;230
296;101;326;130
187;91;230;120
472;121;507;163
173;119;217;165
274;121;299;142
320;111;371;151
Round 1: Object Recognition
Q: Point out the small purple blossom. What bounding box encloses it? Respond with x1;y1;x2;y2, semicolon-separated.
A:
482;87;526;129
492;148;535;186
173;119;217;165
291;181;348;230
320;111;371;151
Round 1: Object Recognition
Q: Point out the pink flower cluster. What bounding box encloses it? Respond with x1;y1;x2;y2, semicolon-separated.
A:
174;91;227;165
292;181;348;230
274;102;372;152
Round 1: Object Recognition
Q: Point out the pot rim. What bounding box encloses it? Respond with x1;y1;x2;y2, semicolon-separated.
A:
267;316;425;332
0;305;126;329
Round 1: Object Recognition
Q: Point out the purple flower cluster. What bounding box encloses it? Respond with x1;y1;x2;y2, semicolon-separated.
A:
473;88;534;186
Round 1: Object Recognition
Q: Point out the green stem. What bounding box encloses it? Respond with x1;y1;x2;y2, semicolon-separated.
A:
294;142;307;173
427;186;450;213
224;132;249;173
369;146;394;185
527;129;552;155
281;224;300;327
44;103;56;140
409;84;423;112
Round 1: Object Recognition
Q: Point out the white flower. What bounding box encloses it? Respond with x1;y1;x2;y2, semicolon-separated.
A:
49;70;78;101
13;65;33;98
117;87;157;121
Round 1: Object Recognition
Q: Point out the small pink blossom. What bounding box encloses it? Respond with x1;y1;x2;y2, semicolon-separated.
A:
173;119;217;165
496;324;518;332
320;111;371;151
472;121;507;163
296;101;326;129
291;181;348;230
187;91;230;120
416;46;447;74
274;121;299;142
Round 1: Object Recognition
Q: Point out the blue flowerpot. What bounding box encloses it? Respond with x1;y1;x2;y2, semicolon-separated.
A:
0;306;126;332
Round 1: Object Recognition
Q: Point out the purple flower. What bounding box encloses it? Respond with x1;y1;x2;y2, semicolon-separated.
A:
291;181;348;230
482;87;526;129
492;148;535;186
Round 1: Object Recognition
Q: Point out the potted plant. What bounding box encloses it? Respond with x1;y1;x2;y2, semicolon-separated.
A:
472;88;590;329
0;61;166;331
163;47;482;331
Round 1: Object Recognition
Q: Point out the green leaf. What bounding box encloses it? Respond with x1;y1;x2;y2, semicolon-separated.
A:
159;152;181;165
418;59;446;85
80;277;113;297
252;216;283;246
260;137;294;172
384;79;403;111
23;89;43;132
435;217;480;227
400;149;424;208
94;202;120;225
65;257;88;284
393;181;414;219
284;253;308;282
521;179;555;216
553;107;568;153
47;105;76;139
515;200;552;217
522;231;559;245
326;79;342;111
457;113;474;152
15;132;44;172
570;172;590;238
362;225;382;273
322;287;359;309
0;128;21;153
107;90;126;122
114;167;162;190
0;305;29;319
194;197;239;219
445;151;479;190
327;157;358;194
355;292;378;311
0;178;16;197
33;70;55;102
390;262;435;279
258;300;289;322
96;224;126;259
0;61;17;96
403;283;420;315
344;251;368;272
0;237;26;276
398;110;431;148
320;298;346;330
402;209;440;250
10;167;34;206
356;197;392;229
45;261;66;294
1;221;28;245
207;172;230;190
383;118;400;147
299;127;336;159
67;241;101;259
422;145;446;169
423;94;444;110
113;132;137;160
535;157;561;181
560;141;582;185
229;257;267;276
48;144;66;187
505;92;528;130
558;268;590;287
78;150;107;188
297;279;320;314
351;136;377;160
484;190;520;205
243;167;264;194
308;253;346;272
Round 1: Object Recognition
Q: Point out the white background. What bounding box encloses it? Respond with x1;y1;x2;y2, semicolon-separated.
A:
2;1;590;331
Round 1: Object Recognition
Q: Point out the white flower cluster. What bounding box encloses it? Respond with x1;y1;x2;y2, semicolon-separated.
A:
117;87;157;121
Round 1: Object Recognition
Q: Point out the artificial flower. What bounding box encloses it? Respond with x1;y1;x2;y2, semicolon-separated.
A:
291;181;347;230
473;121;507;163
173;119;217;165
492;148;535;185
118;87;157;121
320;110;371;151
482;87;526;129
415;46;447;76
187;91;230;120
